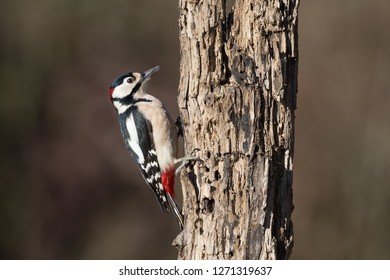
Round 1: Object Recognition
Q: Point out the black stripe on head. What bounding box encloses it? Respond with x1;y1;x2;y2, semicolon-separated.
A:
112;97;152;105
110;73;134;89
130;81;142;96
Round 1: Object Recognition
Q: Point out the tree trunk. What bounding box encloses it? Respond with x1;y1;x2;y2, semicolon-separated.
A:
174;0;299;260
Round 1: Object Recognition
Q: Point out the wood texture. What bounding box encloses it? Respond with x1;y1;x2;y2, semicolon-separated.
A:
174;0;299;260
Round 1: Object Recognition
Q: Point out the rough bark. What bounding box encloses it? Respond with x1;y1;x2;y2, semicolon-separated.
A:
174;0;299;260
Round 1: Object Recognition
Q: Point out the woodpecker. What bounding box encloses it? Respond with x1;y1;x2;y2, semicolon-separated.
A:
109;66;196;228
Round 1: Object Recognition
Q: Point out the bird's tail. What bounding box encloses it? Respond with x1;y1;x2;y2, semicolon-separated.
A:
166;193;184;229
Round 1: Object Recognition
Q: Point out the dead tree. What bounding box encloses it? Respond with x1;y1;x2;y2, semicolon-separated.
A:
174;0;299;260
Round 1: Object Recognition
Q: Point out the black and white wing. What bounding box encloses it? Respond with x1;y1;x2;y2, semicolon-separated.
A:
118;107;170;212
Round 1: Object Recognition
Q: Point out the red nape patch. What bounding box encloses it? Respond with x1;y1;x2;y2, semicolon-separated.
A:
109;87;114;97
161;167;175;197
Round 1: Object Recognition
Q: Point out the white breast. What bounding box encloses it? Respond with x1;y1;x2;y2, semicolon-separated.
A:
137;97;177;171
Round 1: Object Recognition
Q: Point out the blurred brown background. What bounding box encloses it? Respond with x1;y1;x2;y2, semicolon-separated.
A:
0;0;389;259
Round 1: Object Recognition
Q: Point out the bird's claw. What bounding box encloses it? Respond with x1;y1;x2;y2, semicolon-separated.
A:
175;148;202;175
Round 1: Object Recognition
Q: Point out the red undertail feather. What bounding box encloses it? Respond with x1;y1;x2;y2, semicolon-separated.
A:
161;167;175;197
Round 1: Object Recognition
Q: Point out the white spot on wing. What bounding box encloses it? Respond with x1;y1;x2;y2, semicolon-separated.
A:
126;113;144;163
145;173;161;184
126;113;139;143
142;161;158;172
128;139;144;164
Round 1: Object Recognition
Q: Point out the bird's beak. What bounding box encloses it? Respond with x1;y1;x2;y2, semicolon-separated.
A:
142;66;160;80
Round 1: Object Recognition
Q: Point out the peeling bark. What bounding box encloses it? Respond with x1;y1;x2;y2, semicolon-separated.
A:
174;0;299;260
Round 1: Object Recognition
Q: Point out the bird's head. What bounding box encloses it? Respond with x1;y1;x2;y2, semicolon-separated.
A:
109;66;160;108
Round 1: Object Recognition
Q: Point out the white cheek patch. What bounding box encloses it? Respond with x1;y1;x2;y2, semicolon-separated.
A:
112;84;135;99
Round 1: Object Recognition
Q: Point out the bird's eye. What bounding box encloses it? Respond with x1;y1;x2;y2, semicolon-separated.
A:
126;77;135;83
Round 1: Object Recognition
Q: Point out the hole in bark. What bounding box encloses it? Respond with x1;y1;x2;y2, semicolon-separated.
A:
205;166;210;172
203;198;215;213
206;151;211;159
210;186;216;193
214;170;221;180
